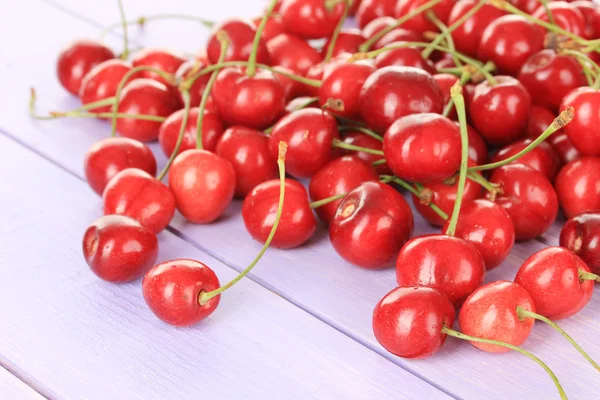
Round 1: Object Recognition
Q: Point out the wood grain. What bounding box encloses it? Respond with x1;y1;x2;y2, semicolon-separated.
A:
0;366;44;400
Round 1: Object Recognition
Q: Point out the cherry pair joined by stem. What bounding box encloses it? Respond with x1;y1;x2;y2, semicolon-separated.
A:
57;39;115;95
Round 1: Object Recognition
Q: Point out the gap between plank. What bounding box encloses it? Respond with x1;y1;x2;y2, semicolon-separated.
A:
0;360;53;400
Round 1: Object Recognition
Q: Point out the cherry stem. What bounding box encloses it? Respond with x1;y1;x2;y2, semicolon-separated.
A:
338;125;384;142
442;326;567;400
28;88;116;120
309;175;394;209
198;142;288;305
443;70;471;117
579;270;600;282
561;50;600;84
100;14;214;40
359;0;443;52
372;159;387;167
324;0;351;62
157;91;190;181
424;11;462;67
469;107;575;172
445;83;470;237
539;0;556;25
467;171;501;200
247;0;278;77
332;138;384;156
380;175;449;220
116;0;129;60
516;306;600;374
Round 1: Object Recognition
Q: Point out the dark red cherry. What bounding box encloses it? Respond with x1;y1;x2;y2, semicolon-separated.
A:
280;0;345;39
550;132;581;165
359;66;444;133
103;168;176;234
330;181;414;268
216;126;278;198
555;156;600;218
57;39;115;95
491;139;560;181
131;47;187;86
489;164;558;241
373;286;455;358
206;18;270;65
252;14;286;42
561;212;600;274
79;59;133;113
168;150;236;224
83;215;158;283
526;105;557;139
158;108;224;157
532;1;586;37
372;28;423;50
322;28;366;57
84;137;156;196
560;87;600;156
356;0;397;29
340;132;392;174
267;33;323;74
374;42;435;73
174;59;211;107
394;0;455;34
242;179;317;249
143;259;220;326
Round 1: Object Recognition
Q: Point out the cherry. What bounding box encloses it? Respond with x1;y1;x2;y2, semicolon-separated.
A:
515;247;594;320
509;0;541;14
532;1;586;37
362;16;397;38
280;0;345;39
215;126;277;198
555;156;600;218
84;137;156;196
267;33;323;74
572;0;600;39
251;14;285;41
359;66;444;133
168;150;236;224
489;164;558;241
526;105;558;139
549;131;581;165
561;212;600;274
57;39;115;95
158;108;224;157
131;48;187;87
384;113;461;182
174;59;211;107
374;42;435;72
356;0;397;29
491;139;560;181
518;49;585;112
469;76;531;147
103;168;176;234
143;259;221;326
206;18;270;65
372;28;423;50
322;28;366;57
79;59;133;113
394;0;455;34
269;108;340;178
560;87;600;156
242;179;316;249
82;215;158;283
434;73;459;118
273;66;305;101
309;156;378;224
372;286;455;358
463;123;488;165
285;96;319;114
329;181;414;269
339;131;392;174
477;15;544;76
116;79;183;142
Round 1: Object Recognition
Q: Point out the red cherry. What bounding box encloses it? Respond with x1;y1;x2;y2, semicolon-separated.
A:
372;28;423;50
532;1;586;37
285;96;320;114
267;33;323;74
373;286;455;358
131;47;187;86
362;16;397;38
550;132;581;165
318;61;375;119
168;150;236;224
84;137;156;196
469;76;531;147
242;179;317;249
491;139;561;181
302;57;349;97
526;105;557;139
174;59;211;107
560;212;600;274
555;156;600;218
459;281;535;353
340;132;392;174
57;39;115;95
83;215;158;283
509;0;540;14
443;199;515;270
374;42;435;72
477;15;544;76
158;108;224;157
215;126;278;198
434;52;456;70
356;0;397;28
434;73;459;119
489;164;558;241
359;66;444;133
206;18;270;64
515;247;593;320
143;259;220;326
560;87;600;156
103;168;176;234
251;14;286;42
273;66;304;101
463;123;489;165
329;181;414;269
394;0;455;34
572;1;600;39
322;28;366;57
269;109;340;179
79;59;133;113
116;79;183;142
280;0;345;39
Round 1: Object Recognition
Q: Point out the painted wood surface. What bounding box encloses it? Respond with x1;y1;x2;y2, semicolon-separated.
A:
0;366;44;400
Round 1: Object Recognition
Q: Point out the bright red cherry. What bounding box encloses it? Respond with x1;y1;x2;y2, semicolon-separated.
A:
361;16;396;38
372;27;423;50
394;0;455;34
322;28;366;57
561;212;600;274
174;59;211;107
143;259;220;326
206;18;270;65
509;0;540;14
340;132;392;174
251;14;286;41
280;0;345;39
273;66;304;101
329;181;414;269
532;1;586;37
374;42;435;73
158;108;224;157
242;179;317;249
555;156;600;218
525;105;580;165
572;1;600;39
491;139;560;181
318;61;375;119
131;47;187;86
549;132;581;165
57;39;115;95
83;215;158;283
79;59;133;113
267;33;323;74
356;0;397;28
560;87;600;156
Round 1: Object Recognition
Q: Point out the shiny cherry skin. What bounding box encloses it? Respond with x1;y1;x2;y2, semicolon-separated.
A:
168;150;236;224
252;14;286;41
359;66;443;133
329;181;414;269
384;113;461;182
518;49;585;112
318;61;375;119
57;39;115;95
515;247;593;320
116;79;183;142
550;132;581;165
272;66;304;101
532;1;586;37
491;139;560;181
509;0;541;14
459;281;535;353
361;16;396;38
373;286;455;359
356;0;397;29
103;168;176;234
309;156;378;224
206;18;270;65
394;0;455;34
372;27;423;50
560;87;600;156
489;164;558;241
463;123;488;165
143;259;220;326
174;59;211;107
242;179;317;249
269;108;340;179
267;33;323;74
572;1;600;39
131;47;187;86
322;29;365;57
434;73;458;119
83;215;158;283
215;126;278;198
555;157;600;218
158;108;224;157
374;42;435;73
525;105;580;165
443;199;515;270
469;76;531;147
79;59;133;113
280;0;345;39
477;15;544;76
561;212;600;274
340;132;392;175
84;137;156;196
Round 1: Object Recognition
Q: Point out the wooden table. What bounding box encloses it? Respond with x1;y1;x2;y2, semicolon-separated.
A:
1;1;599;398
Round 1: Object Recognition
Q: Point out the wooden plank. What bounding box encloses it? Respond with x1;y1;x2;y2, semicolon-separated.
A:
0;366;44;400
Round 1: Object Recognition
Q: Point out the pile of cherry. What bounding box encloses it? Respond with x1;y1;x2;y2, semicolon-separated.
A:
34;0;600;397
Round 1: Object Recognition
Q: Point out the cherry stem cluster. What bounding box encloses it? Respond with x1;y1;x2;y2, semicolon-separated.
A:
324;0;351;62
425;11;462;67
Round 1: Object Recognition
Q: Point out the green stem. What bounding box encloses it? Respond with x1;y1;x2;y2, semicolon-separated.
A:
539;0;556;25
324;0;351;62
425;11;462;67
309;193;347;209
561;50;600;78
338;125;384;142
380;175;449;220
372;159;387;167
443;70;470;118
29;89;116;119
157;91;191;181
332;138;384;156
579;270;600;282
116;0;129;60
100;14;214;40
467;171;500;198
45;111;166;121
247;0;278;77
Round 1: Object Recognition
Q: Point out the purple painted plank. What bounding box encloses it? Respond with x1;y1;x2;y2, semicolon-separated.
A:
4;0;600;398
0;366;43;400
